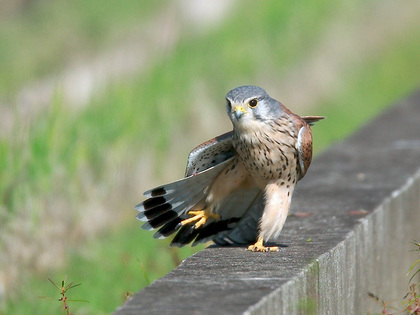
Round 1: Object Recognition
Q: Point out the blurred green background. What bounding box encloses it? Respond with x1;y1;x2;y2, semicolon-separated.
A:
1;0;420;313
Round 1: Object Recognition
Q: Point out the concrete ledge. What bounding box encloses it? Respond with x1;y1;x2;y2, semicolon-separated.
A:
115;90;420;314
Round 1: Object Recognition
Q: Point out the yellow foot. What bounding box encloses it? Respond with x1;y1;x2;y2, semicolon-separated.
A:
247;238;279;252
180;209;220;229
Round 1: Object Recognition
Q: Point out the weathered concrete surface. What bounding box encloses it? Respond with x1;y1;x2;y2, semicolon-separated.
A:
115;89;420;315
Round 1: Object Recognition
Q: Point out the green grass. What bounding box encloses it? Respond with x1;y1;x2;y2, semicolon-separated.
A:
312;24;420;151
2;0;420;314
0;0;165;97
6;222;202;314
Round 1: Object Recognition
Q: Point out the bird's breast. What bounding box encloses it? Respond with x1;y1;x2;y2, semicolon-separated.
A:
232;119;298;185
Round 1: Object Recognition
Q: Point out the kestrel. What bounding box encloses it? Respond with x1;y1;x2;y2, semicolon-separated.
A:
136;85;324;252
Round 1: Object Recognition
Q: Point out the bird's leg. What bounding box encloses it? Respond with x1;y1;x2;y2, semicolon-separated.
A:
180;209;220;229
247;236;279;252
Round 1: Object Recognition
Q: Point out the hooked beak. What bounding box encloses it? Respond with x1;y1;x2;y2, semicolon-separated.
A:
233;106;247;120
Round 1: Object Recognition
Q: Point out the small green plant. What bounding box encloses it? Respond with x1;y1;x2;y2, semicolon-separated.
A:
369;240;420;315
402;240;420;314
402;284;420;314
137;259;151;286
368;292;397;315
39;276;88;315
407;240;420;285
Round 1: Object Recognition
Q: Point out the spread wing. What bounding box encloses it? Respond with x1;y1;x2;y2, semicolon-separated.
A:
136;159;233;241
136;131;259;246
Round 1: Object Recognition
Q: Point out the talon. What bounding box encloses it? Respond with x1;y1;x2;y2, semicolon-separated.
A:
247;245;279;252
247;237;279;252
180;209;219;229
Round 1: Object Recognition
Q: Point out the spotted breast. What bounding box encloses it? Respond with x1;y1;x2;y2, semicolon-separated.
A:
232;117;299;187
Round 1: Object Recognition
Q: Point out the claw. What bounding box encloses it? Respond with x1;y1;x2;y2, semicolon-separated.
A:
180;209;220;229
247;237;279;252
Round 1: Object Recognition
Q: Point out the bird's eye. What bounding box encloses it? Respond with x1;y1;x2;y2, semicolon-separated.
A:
248;99;258;108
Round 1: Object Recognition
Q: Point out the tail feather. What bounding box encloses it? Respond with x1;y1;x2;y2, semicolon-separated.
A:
141;210;180;231
136;159;232;238
192;217;241;246
154;219;182;239
137;203;172;221
142;162;222;198
139;191;203;230
212;192;263;245
136;196;171;221
301;115;325;126
137;186;206;222
138;187;206;228
170;225;200;247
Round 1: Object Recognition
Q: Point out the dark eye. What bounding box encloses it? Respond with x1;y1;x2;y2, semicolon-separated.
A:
248;99;258;108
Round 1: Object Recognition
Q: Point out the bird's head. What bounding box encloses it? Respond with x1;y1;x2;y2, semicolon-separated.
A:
225;85;284;130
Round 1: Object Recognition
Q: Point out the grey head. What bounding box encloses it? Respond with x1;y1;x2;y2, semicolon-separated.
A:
225;85;284;126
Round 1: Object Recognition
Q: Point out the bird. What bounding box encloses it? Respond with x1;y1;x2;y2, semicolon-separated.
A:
136;85;324;252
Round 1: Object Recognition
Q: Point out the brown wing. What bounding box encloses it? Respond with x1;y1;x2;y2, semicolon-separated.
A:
185;131;234;177
136;131;247;246
288;113;324;180
296;122;313;180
